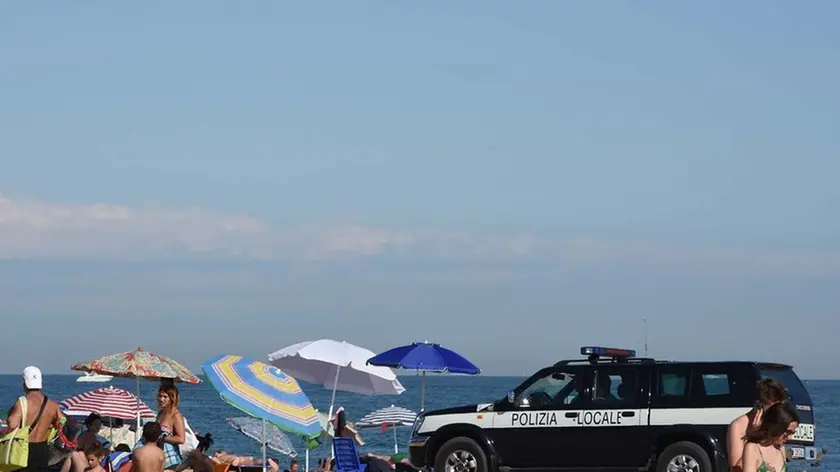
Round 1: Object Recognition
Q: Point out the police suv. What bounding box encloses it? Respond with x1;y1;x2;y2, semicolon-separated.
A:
408;346;821;472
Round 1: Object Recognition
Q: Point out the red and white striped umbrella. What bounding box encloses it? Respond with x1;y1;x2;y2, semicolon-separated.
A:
60;386;156;420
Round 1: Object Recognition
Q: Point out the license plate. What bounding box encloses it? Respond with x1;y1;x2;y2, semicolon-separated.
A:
789;447;805;460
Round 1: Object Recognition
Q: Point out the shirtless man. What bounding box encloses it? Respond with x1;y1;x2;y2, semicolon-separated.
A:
134;422;165;472
4;366;63;472
727;378;787;472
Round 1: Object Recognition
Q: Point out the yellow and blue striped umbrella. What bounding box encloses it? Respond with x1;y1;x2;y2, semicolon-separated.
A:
202;354;321;442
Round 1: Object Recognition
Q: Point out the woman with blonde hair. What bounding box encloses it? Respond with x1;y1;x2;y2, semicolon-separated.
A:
134;382;186;472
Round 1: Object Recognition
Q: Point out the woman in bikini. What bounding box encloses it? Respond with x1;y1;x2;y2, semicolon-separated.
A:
741;402;800;472
727;378;787;472
154;384;186;472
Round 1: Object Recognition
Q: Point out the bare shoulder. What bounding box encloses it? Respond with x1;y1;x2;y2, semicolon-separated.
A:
729;414;748;428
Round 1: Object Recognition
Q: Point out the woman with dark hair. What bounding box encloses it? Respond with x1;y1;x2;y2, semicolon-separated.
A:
728;378;788;472
741;402;799;472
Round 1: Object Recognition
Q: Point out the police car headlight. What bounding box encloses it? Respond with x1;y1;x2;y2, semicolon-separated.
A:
412;414;425;435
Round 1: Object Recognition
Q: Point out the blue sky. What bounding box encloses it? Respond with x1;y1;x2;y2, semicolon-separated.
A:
1;2;838;378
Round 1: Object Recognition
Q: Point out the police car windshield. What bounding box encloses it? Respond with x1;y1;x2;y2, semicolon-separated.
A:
759;367;812;405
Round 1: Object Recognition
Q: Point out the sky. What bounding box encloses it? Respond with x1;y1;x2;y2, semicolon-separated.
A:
1;1;839;379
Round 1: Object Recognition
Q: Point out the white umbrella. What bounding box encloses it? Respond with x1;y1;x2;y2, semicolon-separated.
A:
268;340;403;472
268;339;405;421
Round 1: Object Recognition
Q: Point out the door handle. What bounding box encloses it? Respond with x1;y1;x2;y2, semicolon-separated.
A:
565;412;578;418
621;411;635;417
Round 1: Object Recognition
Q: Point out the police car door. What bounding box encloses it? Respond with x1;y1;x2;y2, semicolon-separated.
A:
491;366;590;468
579;365;649;468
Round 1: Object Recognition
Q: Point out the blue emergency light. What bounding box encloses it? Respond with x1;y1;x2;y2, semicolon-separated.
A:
580;346;636;358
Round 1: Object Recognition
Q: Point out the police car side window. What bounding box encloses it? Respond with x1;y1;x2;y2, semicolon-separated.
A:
660;372;688;397
592;368;637;405
517;369;582;406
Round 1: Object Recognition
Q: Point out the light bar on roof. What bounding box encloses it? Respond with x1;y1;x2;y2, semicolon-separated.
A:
580;346;636;358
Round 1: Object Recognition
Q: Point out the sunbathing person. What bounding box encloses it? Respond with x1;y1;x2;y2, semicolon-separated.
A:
211;450;279;472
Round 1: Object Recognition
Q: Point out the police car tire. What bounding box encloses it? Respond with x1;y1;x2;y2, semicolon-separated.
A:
656;441;712;472
434;437;488;472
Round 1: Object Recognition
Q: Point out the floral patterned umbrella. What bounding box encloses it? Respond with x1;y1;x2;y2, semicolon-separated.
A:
71;347;201;383
71;347;200;442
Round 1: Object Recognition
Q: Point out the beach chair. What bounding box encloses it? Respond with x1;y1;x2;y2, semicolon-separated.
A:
332;437;366;472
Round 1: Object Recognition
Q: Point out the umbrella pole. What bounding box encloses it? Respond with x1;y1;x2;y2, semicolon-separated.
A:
305;449;309;472
420;371;426;412
135;377;141;444
262;418;267;472
393;425;398;454
326;366;341;422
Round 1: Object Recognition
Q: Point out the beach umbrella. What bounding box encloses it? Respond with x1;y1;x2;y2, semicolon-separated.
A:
60;386;155;420
202;354;321;472
227;417;297;458
367;341;480;410
267;339;405;422
354;405;417;454
71;347;201;441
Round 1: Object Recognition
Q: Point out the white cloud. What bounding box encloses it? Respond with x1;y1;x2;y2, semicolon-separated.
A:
0;193;839;275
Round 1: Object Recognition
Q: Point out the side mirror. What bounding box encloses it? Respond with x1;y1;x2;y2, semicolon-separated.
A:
506;391;515;404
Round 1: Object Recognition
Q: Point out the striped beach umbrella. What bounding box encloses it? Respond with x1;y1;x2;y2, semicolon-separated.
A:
354;405;417;454
355;405;417;428
201;354;321;441
60;386;156;420
227;417;297;458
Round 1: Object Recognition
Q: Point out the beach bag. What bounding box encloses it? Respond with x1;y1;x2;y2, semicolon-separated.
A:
178;417;199;456
0;396;48;472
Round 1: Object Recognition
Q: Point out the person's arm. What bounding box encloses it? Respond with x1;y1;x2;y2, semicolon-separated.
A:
164;412;186;445
741;443;759;472
727;418;746;471
5;400;22;431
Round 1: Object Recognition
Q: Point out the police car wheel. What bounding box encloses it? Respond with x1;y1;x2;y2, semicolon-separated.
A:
434;437;487;472
656;441;712;472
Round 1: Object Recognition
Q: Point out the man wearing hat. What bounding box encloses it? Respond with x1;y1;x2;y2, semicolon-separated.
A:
4;366;63;472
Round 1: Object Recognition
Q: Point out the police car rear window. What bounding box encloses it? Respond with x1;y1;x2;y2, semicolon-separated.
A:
759;367;812;405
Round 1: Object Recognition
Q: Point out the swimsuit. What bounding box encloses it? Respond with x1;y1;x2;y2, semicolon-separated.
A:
758;447;787;472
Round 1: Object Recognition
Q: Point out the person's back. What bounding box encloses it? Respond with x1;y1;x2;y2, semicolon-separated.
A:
134;422;165;472
4;366;62;472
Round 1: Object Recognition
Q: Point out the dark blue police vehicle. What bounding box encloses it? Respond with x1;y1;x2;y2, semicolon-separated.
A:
407;346;822;472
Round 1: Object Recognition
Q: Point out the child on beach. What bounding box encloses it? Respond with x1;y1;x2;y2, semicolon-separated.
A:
83;443;109;472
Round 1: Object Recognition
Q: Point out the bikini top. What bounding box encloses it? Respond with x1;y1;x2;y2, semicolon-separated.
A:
758;446;787;472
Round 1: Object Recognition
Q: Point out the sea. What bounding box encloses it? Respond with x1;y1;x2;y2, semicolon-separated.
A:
1;376;837;471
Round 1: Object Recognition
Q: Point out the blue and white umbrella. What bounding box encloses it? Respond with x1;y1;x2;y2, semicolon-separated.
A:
354;405;417;454
227;417;298;458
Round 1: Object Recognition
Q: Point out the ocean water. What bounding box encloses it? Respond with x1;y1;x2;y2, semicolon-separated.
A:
0;375;836;470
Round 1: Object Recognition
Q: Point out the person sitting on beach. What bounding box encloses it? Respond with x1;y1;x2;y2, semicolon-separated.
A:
83;442;109;472
77;414;105;451
728;378;787;472
283;459;298;472
210;450;279;472
134;422;165;472
175;433;215;472
741;402;799;472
